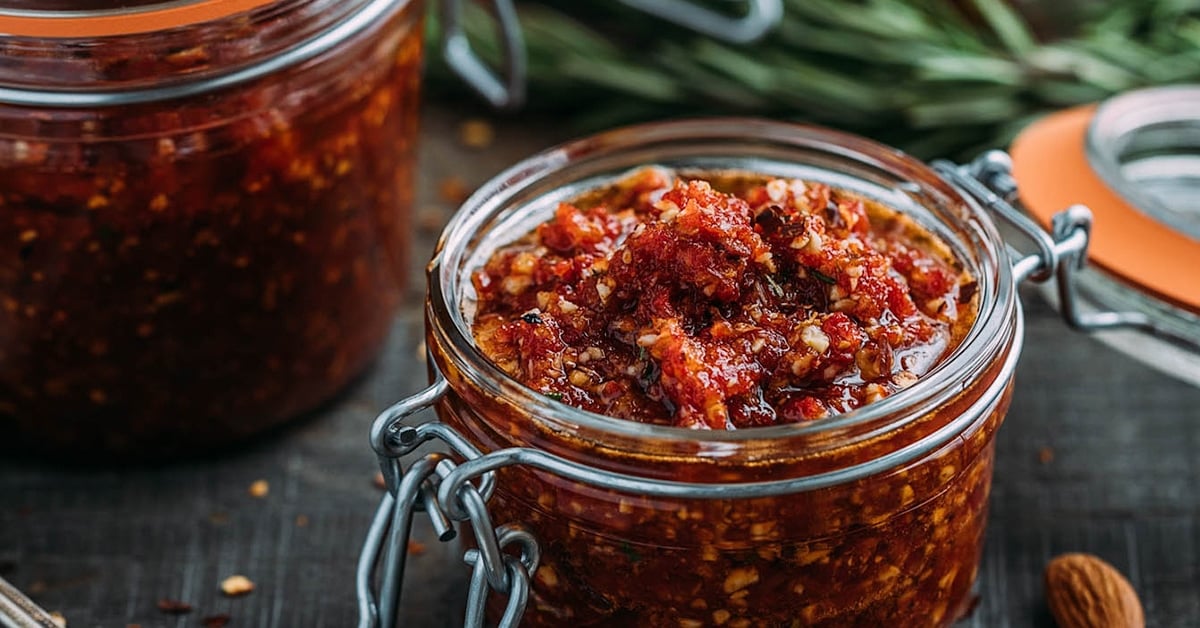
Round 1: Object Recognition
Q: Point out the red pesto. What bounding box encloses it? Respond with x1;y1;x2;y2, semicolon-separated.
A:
472;168;977;428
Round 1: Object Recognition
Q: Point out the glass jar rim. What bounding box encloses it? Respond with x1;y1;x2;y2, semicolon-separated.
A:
0;0;279;37
1087;84;1200;243
427;117;1021;446
0;0;415;106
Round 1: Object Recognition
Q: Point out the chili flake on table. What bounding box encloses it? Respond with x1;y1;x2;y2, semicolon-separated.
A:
471;167;977;428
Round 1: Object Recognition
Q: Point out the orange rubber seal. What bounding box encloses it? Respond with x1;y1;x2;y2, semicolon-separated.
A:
0;0;277;37
1010;105;1200;314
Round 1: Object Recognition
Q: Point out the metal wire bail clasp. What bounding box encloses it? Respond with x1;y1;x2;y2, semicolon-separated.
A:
440;0;784;109
933;151;1187;340
441;0;527;109
619;0;784;44
358;374;540;628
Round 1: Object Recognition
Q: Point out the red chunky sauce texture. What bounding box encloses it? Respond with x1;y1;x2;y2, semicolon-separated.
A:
473;168;976;428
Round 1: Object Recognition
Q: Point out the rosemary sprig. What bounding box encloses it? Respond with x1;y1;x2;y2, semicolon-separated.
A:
426;0;1200;159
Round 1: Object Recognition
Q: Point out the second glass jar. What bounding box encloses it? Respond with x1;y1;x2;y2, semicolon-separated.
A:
0;0;423;458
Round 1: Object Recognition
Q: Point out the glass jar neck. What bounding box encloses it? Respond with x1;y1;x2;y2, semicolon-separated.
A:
0;0;401;102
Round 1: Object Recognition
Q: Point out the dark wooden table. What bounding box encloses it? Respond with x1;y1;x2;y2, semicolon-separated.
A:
3;105;1199;628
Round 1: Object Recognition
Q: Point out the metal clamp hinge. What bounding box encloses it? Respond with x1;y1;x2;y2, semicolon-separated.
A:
358;375;539;628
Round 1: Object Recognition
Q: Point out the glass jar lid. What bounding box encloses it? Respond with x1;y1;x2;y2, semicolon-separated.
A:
1010;85;1200;386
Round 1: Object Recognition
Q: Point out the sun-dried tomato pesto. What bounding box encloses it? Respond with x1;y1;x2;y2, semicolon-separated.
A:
0;0;422;457
472;167;977;428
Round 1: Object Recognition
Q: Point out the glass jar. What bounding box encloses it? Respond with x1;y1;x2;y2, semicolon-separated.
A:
363;119;1032;627
0;0;423;458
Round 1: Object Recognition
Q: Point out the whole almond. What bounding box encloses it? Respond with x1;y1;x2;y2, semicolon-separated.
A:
1045;553;1144;628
